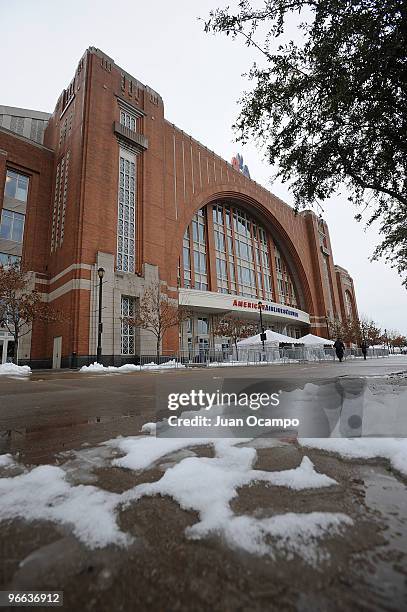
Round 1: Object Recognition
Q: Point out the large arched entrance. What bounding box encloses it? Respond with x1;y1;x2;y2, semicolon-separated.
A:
177;198;313;355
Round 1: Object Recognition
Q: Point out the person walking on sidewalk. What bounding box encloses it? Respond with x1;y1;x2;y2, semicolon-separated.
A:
333;338;345;362
361;339;368;360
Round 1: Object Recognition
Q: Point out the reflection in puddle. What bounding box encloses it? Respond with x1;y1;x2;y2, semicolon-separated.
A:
0;414;134;458
358;466;407;607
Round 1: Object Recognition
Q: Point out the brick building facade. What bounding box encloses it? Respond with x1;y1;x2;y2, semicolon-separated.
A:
0;47;358;368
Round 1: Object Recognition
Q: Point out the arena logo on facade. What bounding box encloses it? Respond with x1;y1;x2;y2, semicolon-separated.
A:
232;299;299;318
231;153;251;179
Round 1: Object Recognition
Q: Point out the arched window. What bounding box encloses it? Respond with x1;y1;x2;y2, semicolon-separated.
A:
180;201;300;307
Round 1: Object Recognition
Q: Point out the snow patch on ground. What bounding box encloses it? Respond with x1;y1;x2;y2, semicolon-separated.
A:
0;464;128;548
119;438;340;562
223;512;353;564
80;359;302;372
0;454;15;468
0;362;31;376
79;362;139;373
299;438;407;477
257;455;337;490
57;445;120;484
208;359;299;367
141;422;156;435
105;435;213;471
0;432;344;560
79;360;185;373
142;359;185;369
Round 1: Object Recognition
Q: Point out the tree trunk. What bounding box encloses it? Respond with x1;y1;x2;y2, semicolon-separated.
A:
13;334;19;365
156;337;160;365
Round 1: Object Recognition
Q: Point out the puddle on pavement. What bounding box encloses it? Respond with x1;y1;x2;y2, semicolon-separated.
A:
356;465;407;606
0;414;135;457
0;413;132;433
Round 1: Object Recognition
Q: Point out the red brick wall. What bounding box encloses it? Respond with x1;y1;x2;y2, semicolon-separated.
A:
0;130;54;273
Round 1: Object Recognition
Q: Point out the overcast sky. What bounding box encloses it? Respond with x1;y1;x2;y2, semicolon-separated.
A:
1;0;405;334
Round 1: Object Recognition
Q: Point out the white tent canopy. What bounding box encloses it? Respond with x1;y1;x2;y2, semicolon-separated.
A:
237;329;304;347
300;333;334;346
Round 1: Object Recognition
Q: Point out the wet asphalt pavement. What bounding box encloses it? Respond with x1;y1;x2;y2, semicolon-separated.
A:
1;356;407;611
1;356;407;463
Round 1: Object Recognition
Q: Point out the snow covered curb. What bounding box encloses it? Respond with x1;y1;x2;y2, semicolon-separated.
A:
0;362;31;376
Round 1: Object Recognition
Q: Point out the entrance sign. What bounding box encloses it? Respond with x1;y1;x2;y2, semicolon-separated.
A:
232;299;299;318
179;288;310;325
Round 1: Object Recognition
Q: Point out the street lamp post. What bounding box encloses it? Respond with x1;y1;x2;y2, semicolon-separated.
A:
258;301;266;352
96;267;105;363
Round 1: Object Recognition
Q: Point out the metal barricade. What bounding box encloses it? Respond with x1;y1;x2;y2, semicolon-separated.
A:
133;345;389;369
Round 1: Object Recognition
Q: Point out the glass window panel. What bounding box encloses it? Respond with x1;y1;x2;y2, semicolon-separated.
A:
198;223;205;242
121;296;136;354
181;202;297;302
0;252;20;267
197;317;208;334
16;175;29;201
5;172;17;199
0;210;13;239
117;153;136;272
120;110;137;132
5;170;29;202
183;247;190;269
11;213;24;242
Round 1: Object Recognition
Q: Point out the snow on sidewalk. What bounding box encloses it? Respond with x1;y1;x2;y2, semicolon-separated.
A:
79;359;301;373
207;359;299;367
79;359;185;373
0;429;348;562
222;512;352;564
0;464;128;548
121;438;343;564
0;362;31;376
